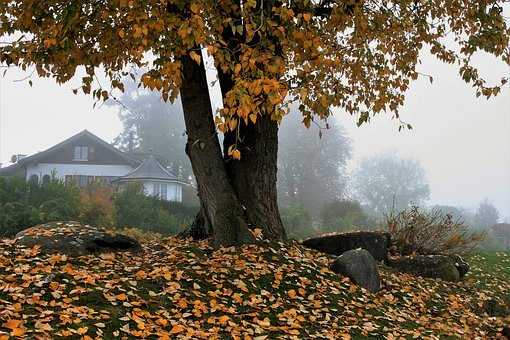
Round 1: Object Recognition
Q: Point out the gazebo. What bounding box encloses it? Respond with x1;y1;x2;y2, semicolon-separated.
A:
114;155;186;202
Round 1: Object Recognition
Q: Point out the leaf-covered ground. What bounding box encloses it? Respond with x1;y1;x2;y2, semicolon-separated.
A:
0;236;508;339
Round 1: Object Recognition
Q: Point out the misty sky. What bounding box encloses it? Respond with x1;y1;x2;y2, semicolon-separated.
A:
0;50;509;220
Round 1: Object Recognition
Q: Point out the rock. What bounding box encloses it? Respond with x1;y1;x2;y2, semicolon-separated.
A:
15;221;141;257
302;231;390;262
387;254;464;282
449;254;470;278
330;248;381;293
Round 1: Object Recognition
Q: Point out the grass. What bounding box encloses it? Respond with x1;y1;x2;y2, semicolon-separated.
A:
0;235;508;339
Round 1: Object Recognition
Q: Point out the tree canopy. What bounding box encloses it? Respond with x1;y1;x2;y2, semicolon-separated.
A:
1;1;508;155
1;0;509;246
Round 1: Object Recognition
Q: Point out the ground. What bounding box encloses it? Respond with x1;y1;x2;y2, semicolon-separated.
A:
0;234;508;339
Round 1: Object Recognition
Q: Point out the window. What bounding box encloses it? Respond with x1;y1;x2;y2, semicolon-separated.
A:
160;184;167;200
73;146;88;161
153;182;160;197
29;174;39;184
65;175;74;185
152;182;167;199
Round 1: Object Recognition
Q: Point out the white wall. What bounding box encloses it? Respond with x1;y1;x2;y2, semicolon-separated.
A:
141;180;183;202
26;163;133;180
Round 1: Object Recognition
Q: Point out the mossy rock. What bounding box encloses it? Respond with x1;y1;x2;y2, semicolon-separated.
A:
301;231;391;262
387;254;463;282
15;221;141;257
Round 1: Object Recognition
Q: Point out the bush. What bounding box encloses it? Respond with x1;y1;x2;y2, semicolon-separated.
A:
79;184;116;227
281;204;315;240
386;205;486;256
319;199;375;233
113;183;196;235
0;176;80;237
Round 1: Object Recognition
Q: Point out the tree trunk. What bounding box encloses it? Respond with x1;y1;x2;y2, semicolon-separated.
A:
222;116;286;240
179;54;254;246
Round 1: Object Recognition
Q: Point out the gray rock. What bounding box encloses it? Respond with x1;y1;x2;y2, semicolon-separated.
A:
387;254;465;282
302;231;390;262
330;248;381;292
449;254;470;278
15;221;141;257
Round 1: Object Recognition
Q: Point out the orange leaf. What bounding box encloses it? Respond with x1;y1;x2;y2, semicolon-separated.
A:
170;324;185;334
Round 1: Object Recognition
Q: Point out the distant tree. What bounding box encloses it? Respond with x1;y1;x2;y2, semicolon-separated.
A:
430;205;475;226
109;82;192;181
278;109;351;214
354;153;430;217
474;199;500;229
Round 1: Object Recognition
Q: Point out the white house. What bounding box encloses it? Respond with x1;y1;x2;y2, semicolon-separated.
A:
0;130;187;202
113;155;184;202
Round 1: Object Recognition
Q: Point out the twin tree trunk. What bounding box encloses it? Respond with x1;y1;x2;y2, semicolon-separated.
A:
179;54;286;246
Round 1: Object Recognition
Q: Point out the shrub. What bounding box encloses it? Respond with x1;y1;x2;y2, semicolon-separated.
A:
281;204;315;240
386;205;486;256
113;183;195;235
319;199;375;233
79;184;116;227
0;176;80;237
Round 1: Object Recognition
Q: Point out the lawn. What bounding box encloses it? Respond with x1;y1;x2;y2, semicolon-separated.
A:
0;236;508;339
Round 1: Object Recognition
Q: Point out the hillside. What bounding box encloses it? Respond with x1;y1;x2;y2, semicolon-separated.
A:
0;235;509;339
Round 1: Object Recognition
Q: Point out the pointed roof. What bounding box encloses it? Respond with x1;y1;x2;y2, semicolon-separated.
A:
0;130;139;175
115;155;182;183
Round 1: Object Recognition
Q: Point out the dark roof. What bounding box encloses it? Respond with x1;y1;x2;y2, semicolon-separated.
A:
115;155;184;183
0;130;140;176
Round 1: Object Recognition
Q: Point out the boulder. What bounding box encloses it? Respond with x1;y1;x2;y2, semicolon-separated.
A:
15;221;141;257
302;231;390;262
387;254;470;282
330;248;381;293
449;254;470;278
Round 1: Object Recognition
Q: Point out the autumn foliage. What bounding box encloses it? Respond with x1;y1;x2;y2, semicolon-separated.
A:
0;1;508;148
386;205;486;256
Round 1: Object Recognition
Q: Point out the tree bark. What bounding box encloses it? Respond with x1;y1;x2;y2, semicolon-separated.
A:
222;115;286;240
179;54;254;246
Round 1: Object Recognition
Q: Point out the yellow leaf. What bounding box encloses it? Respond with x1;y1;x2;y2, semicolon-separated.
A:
232;149;241;160
3;320;22;330
77;327;88;335
228;118;238;131
234;64;241;75
249;113;257;124
116;293;128;301
190;51;201;64
218;315;229;325
288;289;297;299
170;324;185;334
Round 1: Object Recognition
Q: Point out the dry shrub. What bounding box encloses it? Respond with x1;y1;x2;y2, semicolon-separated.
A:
387;205;486;256
79;184;116;227
115;227;163;243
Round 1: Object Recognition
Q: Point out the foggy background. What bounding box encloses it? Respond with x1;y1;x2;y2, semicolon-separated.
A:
0;50;509;220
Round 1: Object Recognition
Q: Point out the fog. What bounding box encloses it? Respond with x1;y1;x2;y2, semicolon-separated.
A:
0;50;509;220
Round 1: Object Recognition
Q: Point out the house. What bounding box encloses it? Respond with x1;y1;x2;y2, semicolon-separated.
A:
0;130;187;202
114;155;185;202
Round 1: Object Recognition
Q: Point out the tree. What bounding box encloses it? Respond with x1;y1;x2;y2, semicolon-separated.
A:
354;153;430;217
429;205;475;226
474;198;500;229
1;1;508;246
107;82;193;180
278;106;351;213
